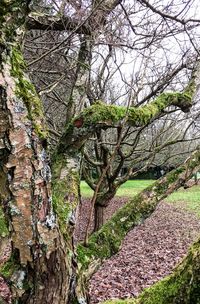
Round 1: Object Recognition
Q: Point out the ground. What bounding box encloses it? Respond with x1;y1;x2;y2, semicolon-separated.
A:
0;182;199;303
76;181;200;304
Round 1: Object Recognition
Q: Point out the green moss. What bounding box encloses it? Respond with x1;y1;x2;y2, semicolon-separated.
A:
75;101;126;126
166;167;185;183
73;89;193;131
58;86;195;155
10;47;25;77
52;178;74;239
128;92;192;126
52;154;80;240
10;47;47;139
153;167;185;195
0;206;9;238
0;254;19;278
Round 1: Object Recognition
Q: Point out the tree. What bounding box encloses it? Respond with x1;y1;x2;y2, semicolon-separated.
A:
1;1;200;304
19;0;200;235
82;105;200;233
0;2;74;303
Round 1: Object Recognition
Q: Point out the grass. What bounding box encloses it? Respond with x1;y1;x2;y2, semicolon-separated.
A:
115;180;154;197
166;185;200;217
81;180;200;217
80;180;154;198
80;181;94;197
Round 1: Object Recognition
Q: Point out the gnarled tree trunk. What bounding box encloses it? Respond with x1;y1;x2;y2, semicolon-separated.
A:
0;2;77;303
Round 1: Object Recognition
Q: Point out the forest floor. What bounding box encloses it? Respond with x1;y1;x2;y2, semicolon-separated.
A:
75;197;200;304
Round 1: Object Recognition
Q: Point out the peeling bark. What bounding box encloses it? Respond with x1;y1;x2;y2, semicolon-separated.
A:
1;2;200;304
0;2;74;303
0;36;71;304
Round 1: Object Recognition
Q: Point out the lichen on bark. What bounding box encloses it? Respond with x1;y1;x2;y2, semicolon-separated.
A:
11;46;48;140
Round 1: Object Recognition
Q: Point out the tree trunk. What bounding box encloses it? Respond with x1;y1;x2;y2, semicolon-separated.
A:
1;2;200;304
0;48;71;303
0;2;78;303
94;204;104;232
93;189;117;232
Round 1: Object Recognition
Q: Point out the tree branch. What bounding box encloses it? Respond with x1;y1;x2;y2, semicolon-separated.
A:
77;148;200;276
58;77;197;153
26;13;91;34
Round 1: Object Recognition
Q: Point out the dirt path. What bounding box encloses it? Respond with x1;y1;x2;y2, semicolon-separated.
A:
75;198;200;304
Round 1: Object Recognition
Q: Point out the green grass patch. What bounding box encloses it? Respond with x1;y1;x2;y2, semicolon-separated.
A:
80;180;154;198
115;180;154;197
166;185;200;217
80;181;94;197
81;180;200;217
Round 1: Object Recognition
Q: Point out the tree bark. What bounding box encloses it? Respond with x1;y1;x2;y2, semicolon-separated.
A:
0;2;75;303
94;204;104;232
93;188;117;231
1;2;200;304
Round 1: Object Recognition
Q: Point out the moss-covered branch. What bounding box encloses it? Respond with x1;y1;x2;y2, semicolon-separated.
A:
79;91;193;127
77;149;200;273
58;74;197;153
102;236;200;304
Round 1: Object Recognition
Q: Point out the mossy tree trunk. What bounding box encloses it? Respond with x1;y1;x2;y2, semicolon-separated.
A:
0;2;77;303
